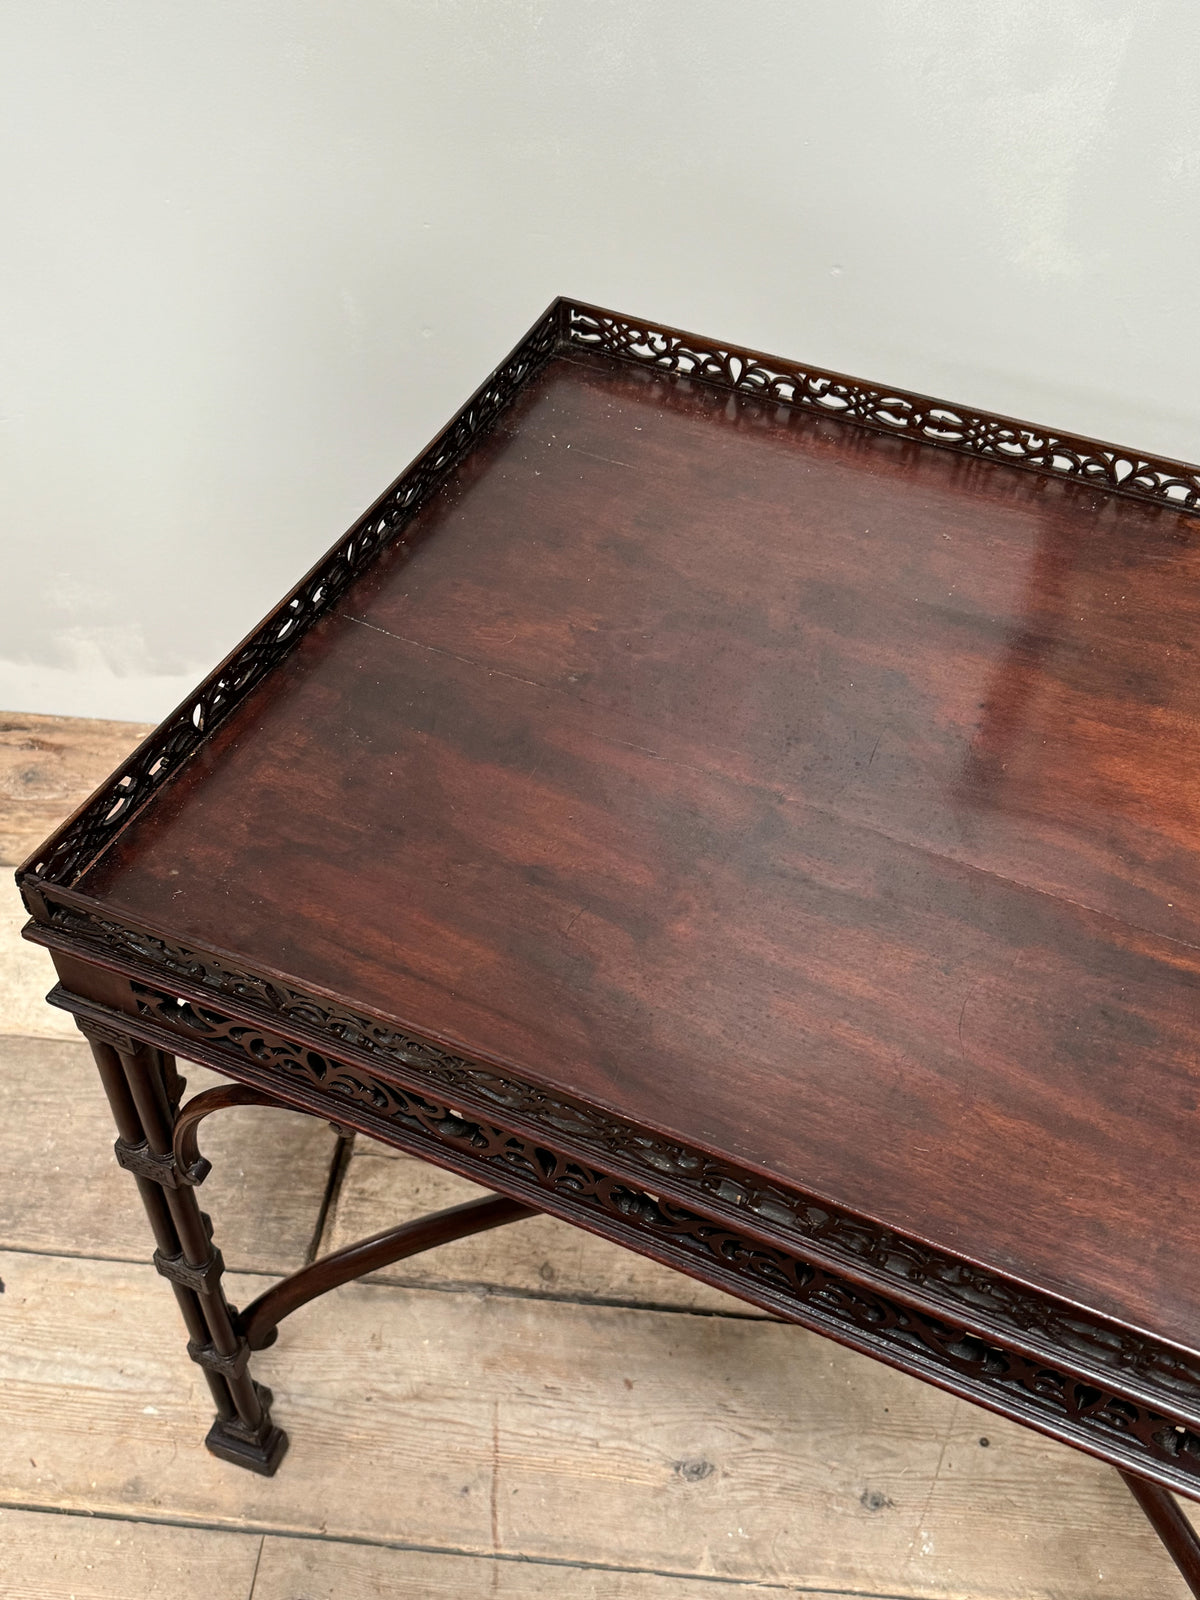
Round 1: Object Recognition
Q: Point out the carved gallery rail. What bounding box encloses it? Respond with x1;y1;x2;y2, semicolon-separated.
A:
17;299;1200;1593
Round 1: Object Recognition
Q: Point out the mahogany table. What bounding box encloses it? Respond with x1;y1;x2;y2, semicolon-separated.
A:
17;300;1200;1590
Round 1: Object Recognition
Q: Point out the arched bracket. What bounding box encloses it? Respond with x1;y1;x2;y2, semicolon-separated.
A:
170;1078;535;1351
174;1083;285;1185
236;1193;534;1350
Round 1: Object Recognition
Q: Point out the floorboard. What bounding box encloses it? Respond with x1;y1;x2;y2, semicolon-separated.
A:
0;711;153;870
250;1533;844;1597
0;1248;1187;1599
0;896;77;1038
0;1507;261;1600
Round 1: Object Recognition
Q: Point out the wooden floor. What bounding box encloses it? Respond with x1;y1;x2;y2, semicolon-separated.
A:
0;710;1189;1598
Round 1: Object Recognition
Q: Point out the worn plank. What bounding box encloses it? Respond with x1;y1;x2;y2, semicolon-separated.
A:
0;1507;260;1600
0;710;151;868
0;1033;337;1275
0;1249;1186;1599
0;895;76;1039
0;1507;819;1600
323;1145;765;1316
1;710;147;1037
251;1535;820;1597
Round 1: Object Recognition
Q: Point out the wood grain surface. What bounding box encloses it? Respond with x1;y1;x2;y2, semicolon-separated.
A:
74;353;1200;1350
0;711;152;867
0;1508;261;1600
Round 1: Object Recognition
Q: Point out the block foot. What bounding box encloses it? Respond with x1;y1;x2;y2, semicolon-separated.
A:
204;1383;289;1476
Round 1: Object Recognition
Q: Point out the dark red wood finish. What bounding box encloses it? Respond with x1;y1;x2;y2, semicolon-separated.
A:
73;349;1200;1352
18;307;1200;1589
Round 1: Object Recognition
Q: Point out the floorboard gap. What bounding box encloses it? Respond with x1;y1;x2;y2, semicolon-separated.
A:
0;1241;778;1320
0;1500;917;1598
305;1128;357;1263
246;1530;266;1598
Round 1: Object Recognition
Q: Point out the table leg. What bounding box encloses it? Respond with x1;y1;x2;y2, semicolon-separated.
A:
78;1017;288;1475
1120;1469;1200;1597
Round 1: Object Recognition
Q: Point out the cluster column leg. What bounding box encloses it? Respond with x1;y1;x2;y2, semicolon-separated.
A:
80;1020;288;1475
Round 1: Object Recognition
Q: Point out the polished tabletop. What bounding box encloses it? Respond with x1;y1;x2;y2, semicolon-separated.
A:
77;349;1200;1352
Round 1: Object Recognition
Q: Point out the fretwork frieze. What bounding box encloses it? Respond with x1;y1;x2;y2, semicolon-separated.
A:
89;974;1200;1490
34;894;1200;1425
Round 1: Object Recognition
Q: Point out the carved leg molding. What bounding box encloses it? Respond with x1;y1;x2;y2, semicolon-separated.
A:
82;1053;535;1474
79;1021;288;1475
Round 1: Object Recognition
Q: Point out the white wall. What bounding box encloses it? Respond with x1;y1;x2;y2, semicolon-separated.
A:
3;1;1197;721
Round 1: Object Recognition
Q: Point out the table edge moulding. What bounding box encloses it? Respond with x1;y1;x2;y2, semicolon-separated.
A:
15;297;1200;1593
